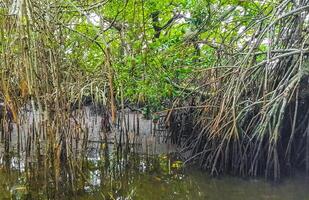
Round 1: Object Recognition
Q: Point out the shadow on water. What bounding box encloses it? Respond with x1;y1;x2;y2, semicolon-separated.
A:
0;106;309;200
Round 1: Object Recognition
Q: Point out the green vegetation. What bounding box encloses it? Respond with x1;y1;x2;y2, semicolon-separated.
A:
0;0;282;111
0;0;309;189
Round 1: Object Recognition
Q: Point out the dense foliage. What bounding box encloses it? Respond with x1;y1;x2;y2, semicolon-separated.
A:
1;0;309;180
0;0;282;111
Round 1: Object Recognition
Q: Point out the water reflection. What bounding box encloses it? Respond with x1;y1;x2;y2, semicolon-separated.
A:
0;147;191;199
1;148;309;200
0;106;309;199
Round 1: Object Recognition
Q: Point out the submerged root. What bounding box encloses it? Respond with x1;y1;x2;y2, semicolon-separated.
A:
168;1;309;180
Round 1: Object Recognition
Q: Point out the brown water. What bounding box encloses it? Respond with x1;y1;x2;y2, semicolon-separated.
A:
0;151;309;200
0;106;309;199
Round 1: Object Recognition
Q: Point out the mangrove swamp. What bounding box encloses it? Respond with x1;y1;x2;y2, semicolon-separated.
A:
0;0;309;199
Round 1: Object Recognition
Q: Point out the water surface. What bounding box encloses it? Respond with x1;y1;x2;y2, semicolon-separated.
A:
0;106;308;199
1;151;309;200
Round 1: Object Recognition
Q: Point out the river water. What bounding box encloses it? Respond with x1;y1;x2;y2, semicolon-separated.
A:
0;154;309;200
0;106;308;199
